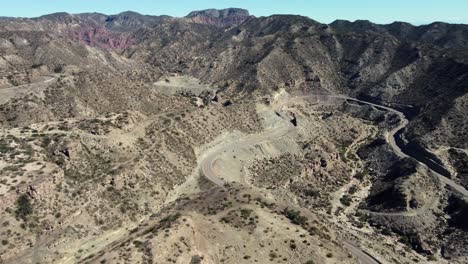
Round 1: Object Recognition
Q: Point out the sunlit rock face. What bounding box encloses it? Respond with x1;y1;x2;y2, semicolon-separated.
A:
186;8;251;27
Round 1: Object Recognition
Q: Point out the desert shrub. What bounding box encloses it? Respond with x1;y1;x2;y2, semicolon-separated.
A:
354;172;365;180
41;136;52;147
240;209;252;219
159;213;181;229
303;189;319;197
54;64;64;73
190;255;202;264
381;228;392;236
132;240;144;249
15;194;33;221
284;208;307;226
340;195;353;206
348;186;358;194
3;165;20;172
0;141;12;153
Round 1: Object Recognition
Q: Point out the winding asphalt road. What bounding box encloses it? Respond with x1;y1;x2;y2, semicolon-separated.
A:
197;92;467;263
338;95;468;198
199;109;293;187
198;95;384;264
344;240;383;264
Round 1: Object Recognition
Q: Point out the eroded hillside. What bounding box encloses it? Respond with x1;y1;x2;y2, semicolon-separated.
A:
0;8;467;264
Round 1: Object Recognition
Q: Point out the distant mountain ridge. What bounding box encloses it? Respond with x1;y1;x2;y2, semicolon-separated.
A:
33;8;252;29
185;8;252;27
6;9;251;49
186;8;250;18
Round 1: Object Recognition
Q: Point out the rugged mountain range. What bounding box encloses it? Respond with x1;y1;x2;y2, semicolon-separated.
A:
2;8;467;147
0;8;467;264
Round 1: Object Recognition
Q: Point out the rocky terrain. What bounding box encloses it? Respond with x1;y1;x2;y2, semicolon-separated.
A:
0;7;467;264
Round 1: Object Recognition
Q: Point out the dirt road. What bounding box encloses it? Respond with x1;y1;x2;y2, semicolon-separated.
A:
0;75;56;104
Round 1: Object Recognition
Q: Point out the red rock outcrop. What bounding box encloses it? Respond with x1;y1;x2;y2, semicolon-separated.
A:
68;26;136;50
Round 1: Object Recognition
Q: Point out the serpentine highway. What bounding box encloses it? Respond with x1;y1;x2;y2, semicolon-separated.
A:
197;92;467;264
336;96;468;198
198;94;384;264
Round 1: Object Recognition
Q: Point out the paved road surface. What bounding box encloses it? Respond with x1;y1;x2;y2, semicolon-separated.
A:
199;111;292;188
344;240;383;264
337;95;468;198
197;92;467;263
197;96;382;264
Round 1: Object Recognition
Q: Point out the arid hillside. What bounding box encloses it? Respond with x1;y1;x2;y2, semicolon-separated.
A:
0;8;467;264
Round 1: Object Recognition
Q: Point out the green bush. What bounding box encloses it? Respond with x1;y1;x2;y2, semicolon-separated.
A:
240;209;252;219
0;141;12;153
284;208;307;226
354;173;365;180
340;195;353;206
303;189;319;197
15;194;33;221
159;213;181;229
348;186;358;195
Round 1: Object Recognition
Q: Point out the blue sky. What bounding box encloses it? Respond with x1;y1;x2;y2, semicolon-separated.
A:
1;0;467;25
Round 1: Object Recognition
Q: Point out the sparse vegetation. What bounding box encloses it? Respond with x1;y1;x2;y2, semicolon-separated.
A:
159;213;181;229
340;194;352;206
15;194;33;221
0;7;465;264
283;208;307;226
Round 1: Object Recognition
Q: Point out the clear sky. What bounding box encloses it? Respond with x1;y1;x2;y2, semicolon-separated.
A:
1;0;467;25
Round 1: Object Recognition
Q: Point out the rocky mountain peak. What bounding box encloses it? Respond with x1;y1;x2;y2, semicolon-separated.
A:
104;11;167;31
185;8;251;28
35;12;77;23
186;8;250;18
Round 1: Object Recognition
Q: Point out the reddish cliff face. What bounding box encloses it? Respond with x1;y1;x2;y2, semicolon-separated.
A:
33;11;162;50
69;26;137;50
19;10;251;50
